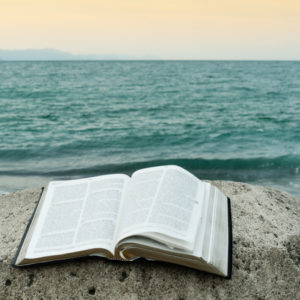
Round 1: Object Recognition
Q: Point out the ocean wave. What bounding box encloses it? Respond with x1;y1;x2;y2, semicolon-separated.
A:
0;155;299;178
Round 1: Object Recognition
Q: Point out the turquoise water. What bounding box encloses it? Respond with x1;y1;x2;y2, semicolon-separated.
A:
0;61;299;197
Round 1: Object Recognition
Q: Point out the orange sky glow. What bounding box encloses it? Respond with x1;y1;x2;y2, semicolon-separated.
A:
1;0;300;59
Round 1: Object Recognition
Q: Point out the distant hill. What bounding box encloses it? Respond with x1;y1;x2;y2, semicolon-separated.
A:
0;49;157;61
0;49;79;60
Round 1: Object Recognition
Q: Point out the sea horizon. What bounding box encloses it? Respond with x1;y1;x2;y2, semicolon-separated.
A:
1;59;300;62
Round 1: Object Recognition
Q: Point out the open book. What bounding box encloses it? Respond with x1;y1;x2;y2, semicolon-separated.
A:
14;165;232;277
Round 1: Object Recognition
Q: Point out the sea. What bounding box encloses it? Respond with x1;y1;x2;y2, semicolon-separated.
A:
0;61;299;198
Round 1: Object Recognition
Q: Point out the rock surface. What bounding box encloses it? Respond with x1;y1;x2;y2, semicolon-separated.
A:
0;181;299;299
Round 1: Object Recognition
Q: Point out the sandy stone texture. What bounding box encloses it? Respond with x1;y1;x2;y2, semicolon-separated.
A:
0;181;299;299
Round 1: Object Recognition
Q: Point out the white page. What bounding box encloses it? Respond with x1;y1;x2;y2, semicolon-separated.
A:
193;182;211;257
116;166;203;251
192;183;229;275
26;174;129;258
198;184;216;261
207;188;229;276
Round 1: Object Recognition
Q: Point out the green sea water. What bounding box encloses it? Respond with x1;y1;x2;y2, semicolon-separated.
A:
0;61;299;197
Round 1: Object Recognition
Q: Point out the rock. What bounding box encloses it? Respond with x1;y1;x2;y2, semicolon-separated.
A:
0;182;299;299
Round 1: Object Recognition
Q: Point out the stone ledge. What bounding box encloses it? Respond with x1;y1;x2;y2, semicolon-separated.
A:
1;181;299;299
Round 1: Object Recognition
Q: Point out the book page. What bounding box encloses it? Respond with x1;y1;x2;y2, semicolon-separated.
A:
116;166;203;251
207;188;229;276
26;174;129;258
192;183;229;276
193;182;214;258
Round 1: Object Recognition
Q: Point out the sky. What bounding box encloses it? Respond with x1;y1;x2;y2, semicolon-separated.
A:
1;0;300;59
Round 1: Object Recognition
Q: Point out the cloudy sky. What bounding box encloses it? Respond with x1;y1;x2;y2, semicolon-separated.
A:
1;0;300;59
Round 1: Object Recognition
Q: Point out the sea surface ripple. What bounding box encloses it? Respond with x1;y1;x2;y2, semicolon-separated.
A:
0;61;299;196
